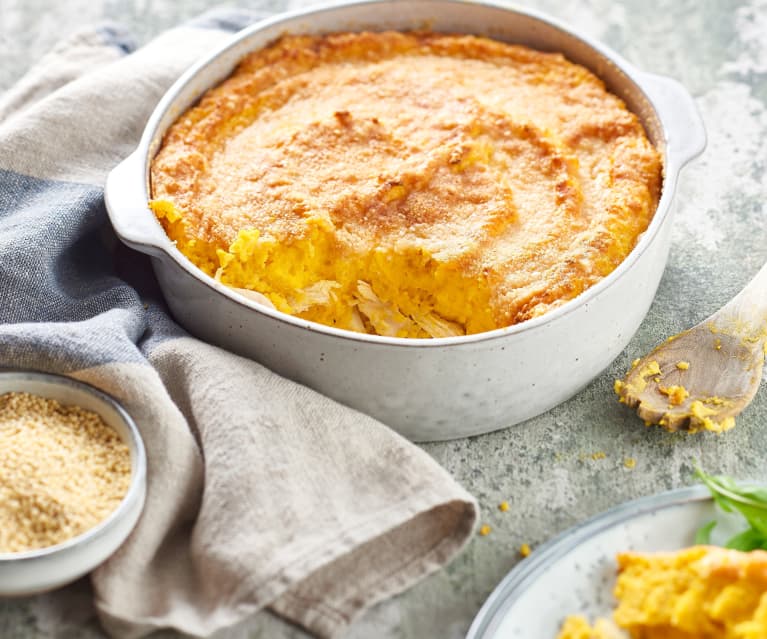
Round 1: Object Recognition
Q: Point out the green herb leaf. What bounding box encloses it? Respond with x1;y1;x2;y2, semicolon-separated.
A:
694;463;767;548
724;528;767;552
694;520;717;545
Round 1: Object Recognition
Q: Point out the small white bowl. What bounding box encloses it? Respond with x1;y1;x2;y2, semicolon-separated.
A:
0;371;147;595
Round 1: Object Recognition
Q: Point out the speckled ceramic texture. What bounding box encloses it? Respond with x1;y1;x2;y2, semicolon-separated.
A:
0;372;146;596
467;486;726;638
105;0;705;442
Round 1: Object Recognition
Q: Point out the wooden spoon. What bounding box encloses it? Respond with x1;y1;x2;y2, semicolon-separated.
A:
615;262;767;433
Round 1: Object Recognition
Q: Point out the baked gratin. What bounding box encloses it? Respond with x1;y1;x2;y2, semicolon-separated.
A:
556;546;767;639
150;31;662;338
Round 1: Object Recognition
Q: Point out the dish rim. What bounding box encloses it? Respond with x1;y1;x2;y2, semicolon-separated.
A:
0;370;147;562
465;484;712;639
123;0;700;348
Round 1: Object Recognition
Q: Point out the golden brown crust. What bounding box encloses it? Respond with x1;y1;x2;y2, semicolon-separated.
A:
150;31;662;335
617;545;767;583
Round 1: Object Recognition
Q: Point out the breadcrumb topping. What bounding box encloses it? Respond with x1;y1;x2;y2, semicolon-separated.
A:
0;392;131;553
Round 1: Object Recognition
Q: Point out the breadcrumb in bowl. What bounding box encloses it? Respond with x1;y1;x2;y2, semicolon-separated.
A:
0;372;146;596
0;392;131;554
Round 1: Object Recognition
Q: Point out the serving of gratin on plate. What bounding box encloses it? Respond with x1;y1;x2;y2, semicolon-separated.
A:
556;470;767;639
149;30;661;338
467;470;767;639
557;546;767;639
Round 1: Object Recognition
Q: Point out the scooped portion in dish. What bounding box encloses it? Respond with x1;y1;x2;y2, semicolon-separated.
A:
556;546;767;639
150;31;662;338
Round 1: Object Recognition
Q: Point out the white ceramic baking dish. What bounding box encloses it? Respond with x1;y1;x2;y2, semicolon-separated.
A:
105;0;706;442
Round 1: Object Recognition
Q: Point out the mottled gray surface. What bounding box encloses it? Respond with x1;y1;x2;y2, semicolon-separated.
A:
1;0;766;637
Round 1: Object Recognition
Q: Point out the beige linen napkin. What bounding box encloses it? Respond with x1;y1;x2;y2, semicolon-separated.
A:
0;10;477;638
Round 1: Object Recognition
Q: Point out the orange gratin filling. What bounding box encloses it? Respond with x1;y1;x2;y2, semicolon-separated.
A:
557;546;767;639
150;31;662;337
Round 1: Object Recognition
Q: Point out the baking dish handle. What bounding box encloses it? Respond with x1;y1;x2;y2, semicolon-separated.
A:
636;71;707;170
105;151;169;258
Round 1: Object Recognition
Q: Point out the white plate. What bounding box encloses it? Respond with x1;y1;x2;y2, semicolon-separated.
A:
466;485;747;639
